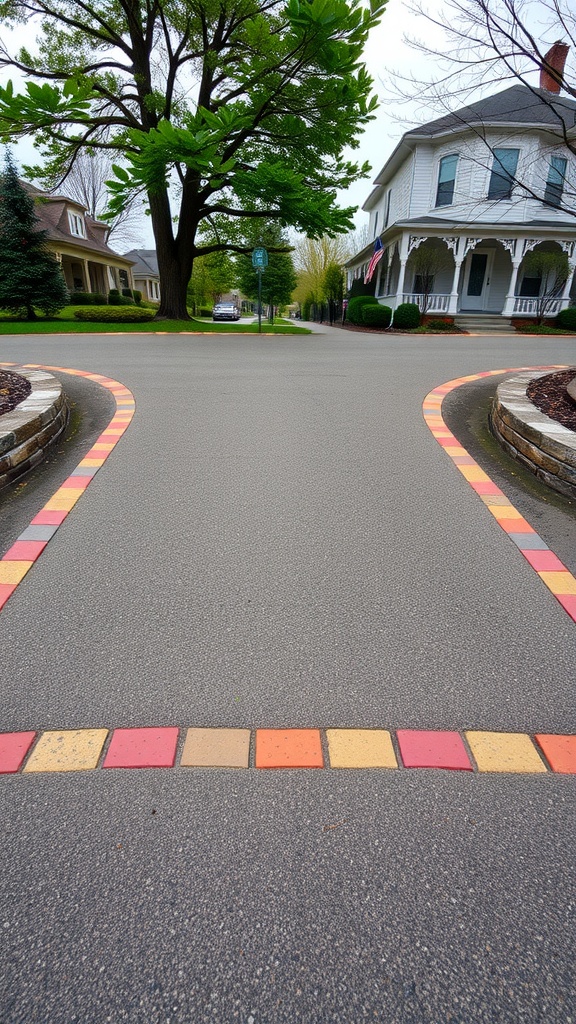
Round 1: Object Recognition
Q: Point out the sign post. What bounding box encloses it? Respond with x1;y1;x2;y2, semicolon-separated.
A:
251;247;268;334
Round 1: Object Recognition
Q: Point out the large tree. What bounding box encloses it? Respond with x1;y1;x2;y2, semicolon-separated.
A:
235;225;297;318
0;151;69;319
0;0;385;319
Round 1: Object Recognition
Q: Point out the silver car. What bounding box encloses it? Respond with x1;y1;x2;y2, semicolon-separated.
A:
212;303;240;321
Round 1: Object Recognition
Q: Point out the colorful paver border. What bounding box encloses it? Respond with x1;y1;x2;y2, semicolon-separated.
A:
1;726;575;775
422;366;576;624
0;362;135;613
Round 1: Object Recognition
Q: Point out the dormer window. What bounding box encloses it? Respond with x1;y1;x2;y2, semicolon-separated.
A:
543;156;567;208
68;211;85;237
487;148;519;200
435;154;458;207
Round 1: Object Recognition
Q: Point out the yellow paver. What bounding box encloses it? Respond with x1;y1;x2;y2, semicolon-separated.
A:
24;729;109;772
465;731;546;773
458;465;491;483
487;504;524;520
538;572;576;595
44;488;85;511
326;729;397;768
0;561;33;585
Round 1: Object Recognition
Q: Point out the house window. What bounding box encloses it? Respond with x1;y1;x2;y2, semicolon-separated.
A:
519;270;541;297
543;156;567;208
487;148;519;200
373;211;379;236
413;273;434;293
68;211;85;237
384;190;391;228
435;154;458;207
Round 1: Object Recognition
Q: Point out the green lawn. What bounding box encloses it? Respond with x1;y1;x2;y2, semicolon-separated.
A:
0;308;311;335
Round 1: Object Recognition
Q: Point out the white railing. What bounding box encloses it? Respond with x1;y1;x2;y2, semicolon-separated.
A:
402;293;450;312
513;297;562;316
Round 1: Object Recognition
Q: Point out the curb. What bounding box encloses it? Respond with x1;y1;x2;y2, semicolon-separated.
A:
491;370;576;500
0;365;68;490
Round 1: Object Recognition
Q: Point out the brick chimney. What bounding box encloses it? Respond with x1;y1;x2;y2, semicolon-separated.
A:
539;41;569;93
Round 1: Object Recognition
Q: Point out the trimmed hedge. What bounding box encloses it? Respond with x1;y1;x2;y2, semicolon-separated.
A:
556;307;576;331
122;288;142;304
74;306;156;322
393;302;421;329
362;304;392;327
346;295;378;325
70;291;108;305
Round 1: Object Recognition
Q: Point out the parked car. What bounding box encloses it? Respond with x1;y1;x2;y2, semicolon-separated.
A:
212;302;240;321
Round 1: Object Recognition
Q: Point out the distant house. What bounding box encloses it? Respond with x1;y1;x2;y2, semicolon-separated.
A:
345;44;576;320
123;249;161;302
25;183;135;296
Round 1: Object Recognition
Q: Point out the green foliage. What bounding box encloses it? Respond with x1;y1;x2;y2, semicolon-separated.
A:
556;307;576;330
122;288;142;304
108;290;133;305
0;151;69;319
0;0;387;317
348;276;376;299
346;295;377;325
74;306;155;322
235;225;297;314
393;303;421;329
69;291;107;304
187;250;236;312
322;262;344;303
362;303;391;327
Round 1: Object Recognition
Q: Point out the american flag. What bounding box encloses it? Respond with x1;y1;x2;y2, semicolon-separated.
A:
364;237;384;284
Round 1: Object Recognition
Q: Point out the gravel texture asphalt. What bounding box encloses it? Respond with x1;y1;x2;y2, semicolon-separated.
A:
0;327;575;1023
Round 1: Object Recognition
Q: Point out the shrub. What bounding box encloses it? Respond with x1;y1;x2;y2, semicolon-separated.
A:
556;307;576;331
346;295;378;325
122;288;142;305
70;291;95;304
393;302;421;329
74;306;155;322
362;304;392;327
425;318;457;331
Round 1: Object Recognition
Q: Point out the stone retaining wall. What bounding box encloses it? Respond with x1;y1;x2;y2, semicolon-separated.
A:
490;371;576;500
0;367;68;490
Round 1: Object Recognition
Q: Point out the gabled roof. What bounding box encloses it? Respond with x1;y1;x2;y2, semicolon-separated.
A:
405;84;576;138
124;249;159;278
23;181;131;261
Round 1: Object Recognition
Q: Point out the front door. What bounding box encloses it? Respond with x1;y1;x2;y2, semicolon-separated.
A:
460;249;493;311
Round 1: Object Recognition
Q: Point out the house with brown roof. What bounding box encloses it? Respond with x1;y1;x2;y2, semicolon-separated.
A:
25;183;135;296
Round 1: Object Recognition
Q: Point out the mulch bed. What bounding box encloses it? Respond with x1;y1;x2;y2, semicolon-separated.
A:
0;370;32;416
527;368;576;431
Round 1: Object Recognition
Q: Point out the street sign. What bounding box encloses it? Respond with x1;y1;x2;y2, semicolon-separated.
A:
252;247;268;269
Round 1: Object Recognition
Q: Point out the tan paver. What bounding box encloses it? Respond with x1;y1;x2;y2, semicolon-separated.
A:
24;729;108;772
465;731;546;773
326;729;397;768
181;728;251;768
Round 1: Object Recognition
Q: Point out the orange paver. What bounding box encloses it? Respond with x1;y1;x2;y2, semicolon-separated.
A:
534;734;576;774
255;729;324;768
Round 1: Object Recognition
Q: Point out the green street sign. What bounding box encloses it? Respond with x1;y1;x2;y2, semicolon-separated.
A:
252;246;268;269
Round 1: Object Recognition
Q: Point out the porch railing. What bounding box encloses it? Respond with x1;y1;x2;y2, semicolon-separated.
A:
512;297;562;316
402;293;450;313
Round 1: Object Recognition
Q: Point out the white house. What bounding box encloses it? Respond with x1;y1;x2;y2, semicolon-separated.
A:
346;46;576;320
123;249;161;302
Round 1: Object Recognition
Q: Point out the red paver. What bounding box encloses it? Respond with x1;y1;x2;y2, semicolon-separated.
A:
397;730;473;770
31;510;68;526
61;476;93;489
0;584;18;610
103;727;179;768
521;550;566;571
2;540;48;561
556;594;576;619
534;734;576;774
255;729;324;768
0;732;37;773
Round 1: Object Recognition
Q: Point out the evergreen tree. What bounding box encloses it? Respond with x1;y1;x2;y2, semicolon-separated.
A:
0;153;68;319
235;225;297;321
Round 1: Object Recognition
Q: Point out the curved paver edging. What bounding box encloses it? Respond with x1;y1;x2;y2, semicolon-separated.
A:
490;371;576;500
0;362;135;612
0;365;69;490
423;365;576;624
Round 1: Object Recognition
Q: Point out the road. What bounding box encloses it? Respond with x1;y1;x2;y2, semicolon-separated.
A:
0;327;574;1023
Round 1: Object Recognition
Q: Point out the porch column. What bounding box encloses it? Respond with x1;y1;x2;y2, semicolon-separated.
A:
448;259;463;314
394;259;408;307
82;259;91;292
502;260;522;316
558;262;576;311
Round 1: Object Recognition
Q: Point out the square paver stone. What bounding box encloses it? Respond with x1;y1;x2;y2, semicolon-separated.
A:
0;731;37;773
24;730;108;772
181;728;250;768
326;729;397;768
103;727;179;769
256;729;324;768
534;734;576;774
465;732;546;773
397;730;473;770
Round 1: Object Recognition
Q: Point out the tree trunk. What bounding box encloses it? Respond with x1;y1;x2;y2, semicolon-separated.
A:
148;189;193;320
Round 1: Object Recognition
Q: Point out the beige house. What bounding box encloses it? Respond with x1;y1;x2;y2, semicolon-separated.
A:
26;183;135;296
123;249;161;302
